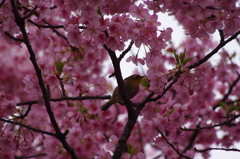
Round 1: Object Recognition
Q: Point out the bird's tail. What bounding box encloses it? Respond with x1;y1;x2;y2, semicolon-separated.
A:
101;101;114;111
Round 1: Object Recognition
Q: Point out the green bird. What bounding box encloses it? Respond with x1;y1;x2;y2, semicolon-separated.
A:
101;75;144;111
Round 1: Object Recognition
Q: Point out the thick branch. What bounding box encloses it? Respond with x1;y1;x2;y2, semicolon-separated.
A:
113;119;137;159
104;41;136;159
103;44;135;117
9;1;78;158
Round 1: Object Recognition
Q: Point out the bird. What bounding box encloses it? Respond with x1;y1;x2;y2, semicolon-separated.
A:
101;75;144;111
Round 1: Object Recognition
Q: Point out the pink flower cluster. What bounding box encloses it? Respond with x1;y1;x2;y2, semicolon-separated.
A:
145;0;240;38
0;0;239;159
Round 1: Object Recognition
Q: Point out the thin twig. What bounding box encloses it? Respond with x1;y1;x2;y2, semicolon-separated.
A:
15;153;47;159
0;0;6;8
42;20;79;52
16;95;111;106
20;3;39;18
137;122;145;153
187;29;240;70
17;104;33;119
0;118;56;136
218;30;225;43
4;32;24;42
56;75;66;97
213;72;240;110
118;40;134;61
182;124;200;153
195;147;240;153
22;6;38;19
181;115;240;131
156;127;192;159
28;19;64;29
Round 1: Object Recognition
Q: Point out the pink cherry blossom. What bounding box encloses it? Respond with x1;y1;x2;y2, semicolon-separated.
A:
45;74;59;87
126;55;145;66
2;101;17;117
106;135;118;152
132;152;145;159
129;3;150;19
0;0;240;159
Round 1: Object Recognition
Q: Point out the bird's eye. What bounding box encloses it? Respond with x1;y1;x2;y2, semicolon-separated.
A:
133;75;138;79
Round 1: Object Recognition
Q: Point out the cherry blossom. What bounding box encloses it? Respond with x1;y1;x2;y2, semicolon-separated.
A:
0;0;240;159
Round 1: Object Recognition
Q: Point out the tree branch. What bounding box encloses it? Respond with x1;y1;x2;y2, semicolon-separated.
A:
56;75;66;97
213;72;240;110
181;115;240;131
113;119;137;159
182;124;200;153
15;153;47;159
9;1;78;158
103;44;135;117
16;95;111;106
110;27;240;159
42;20;79;52
195;147;240;153
17;104;33;119
22;6;38;20
0;118;56;136
0;0;6;8
118;40;134;61
187;29;240;70
104;40;136;159
146;71;180;104
4;31;24;42
218;30;225;43
28;19;64;29
156;127;192;159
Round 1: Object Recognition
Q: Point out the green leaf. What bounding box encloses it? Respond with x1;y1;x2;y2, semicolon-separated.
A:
131;146;139;156
219;102;227;111
164;108;175;117
127;144;139;156
55;61;65;75
227;104;240;115
97;7;102;16
140;77;150;88
182;57;193;65
174;52;179;64
180;52;185;64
